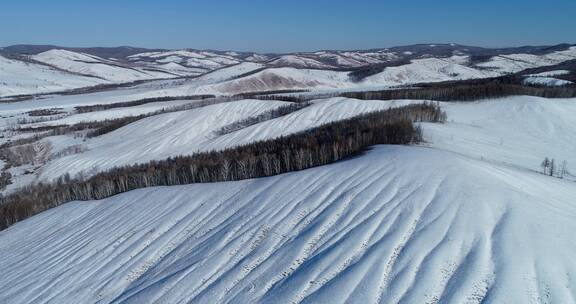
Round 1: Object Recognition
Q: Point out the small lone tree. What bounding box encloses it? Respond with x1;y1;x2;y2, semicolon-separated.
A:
541;157;550;175
560;161;569;179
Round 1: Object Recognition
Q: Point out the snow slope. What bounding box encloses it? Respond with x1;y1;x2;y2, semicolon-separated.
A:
197;68;354;94
314;50;396;67
0;62;265;119
362;56;500;86
5;46;576;99
0;54;105;97
128;50;241;72
36;99;289;181
523;76;573;86
32;50;176;82
268;55;335;69
5;95;576;192
527;70;571;77
1;145;576;303
475;46;576;73
423;96;576;176
37;98;417;182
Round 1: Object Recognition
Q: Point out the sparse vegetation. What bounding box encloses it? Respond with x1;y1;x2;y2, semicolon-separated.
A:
26;108;66;116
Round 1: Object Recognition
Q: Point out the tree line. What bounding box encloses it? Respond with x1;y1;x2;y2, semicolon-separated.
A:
341;79;576;102
74;95;215;113
0;102;445;230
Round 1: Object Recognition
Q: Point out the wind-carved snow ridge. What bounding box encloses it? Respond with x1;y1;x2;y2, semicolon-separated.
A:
1;146;575;303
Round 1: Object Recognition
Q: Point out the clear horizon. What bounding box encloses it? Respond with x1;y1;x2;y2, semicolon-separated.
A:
2;0;575;53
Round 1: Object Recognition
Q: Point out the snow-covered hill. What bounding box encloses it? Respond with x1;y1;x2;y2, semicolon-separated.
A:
127;50;242;76
1;43;576;304
196;68;354;94
32;50;178;82
1;93;576;303
268;55;336;69
0;54;106;96
474;46;576;73
2;44;576;98
3;94;575;193
361;56;500;86
29;98;415;184
1;144;575;303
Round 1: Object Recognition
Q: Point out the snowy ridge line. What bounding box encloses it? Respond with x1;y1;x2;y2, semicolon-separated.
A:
0;103;444;230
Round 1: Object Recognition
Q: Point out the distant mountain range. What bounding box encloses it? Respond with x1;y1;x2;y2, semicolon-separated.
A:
1;43;575;97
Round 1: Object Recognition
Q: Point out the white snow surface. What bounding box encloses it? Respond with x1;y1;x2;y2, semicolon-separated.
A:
128;50;240;71
528;70;571;77
523;76;573;86
268;55;334;69
0;54;105;97
37;98;417;182
475;47;576;73
2;53;576;303
197;68;354;94
32;50;175;82
423;96;576;175
4;47;576;99
1;145;576;303
362;56;500;86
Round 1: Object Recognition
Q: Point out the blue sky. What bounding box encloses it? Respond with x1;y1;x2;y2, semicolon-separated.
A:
1;0;575;52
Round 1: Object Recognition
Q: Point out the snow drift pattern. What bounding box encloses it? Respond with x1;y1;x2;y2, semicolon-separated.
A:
1;146;575;303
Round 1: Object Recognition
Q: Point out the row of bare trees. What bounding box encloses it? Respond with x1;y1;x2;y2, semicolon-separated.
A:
0;103;445;230
341;77;576;101
74;95;215;113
